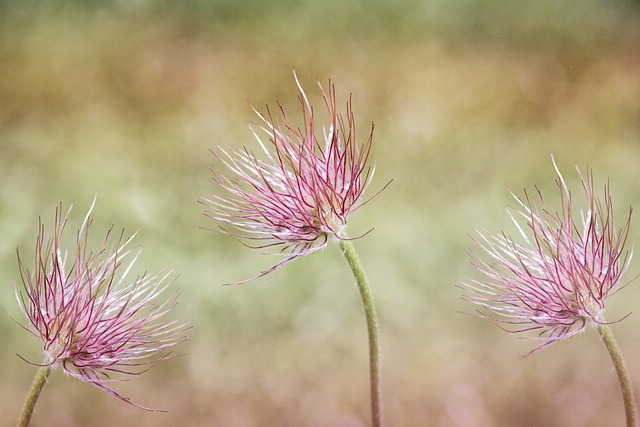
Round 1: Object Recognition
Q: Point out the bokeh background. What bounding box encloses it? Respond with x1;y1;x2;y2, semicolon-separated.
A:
2;1;640;426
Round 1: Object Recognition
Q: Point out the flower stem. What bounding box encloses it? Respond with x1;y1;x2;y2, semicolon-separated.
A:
18;365;52;427
597;323;637;427
339;239;383;427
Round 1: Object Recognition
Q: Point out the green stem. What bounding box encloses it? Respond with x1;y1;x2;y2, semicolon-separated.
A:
597;323;637;427
339;239;383;427
18;365;52;427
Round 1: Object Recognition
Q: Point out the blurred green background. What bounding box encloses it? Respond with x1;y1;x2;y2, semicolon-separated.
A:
2;1;640;426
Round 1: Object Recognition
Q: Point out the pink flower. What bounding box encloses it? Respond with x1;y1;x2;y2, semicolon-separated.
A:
16;201;188;410
201;72;384;282
461;159;634;353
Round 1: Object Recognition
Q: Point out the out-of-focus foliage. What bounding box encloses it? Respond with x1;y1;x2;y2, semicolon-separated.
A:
2;1;640;426
2;0;640;46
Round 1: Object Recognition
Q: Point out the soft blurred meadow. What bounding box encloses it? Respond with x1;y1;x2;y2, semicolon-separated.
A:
2;1;640;426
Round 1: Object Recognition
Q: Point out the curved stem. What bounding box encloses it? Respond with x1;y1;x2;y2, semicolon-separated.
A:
339;239;383;427
18;365;52;427
597;323;637;427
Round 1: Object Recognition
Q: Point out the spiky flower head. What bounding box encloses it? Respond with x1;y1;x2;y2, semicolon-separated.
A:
201;72;383;282
461;159;634;353
16;201;188;410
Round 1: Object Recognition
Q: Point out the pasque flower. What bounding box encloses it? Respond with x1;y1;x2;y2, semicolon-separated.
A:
462;159;638;427
201;72;383;281
462;160;634;352
201;73;387;427
16;201;187;415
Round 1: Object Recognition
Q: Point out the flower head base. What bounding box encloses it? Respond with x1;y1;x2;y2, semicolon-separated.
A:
461;160;634;353
201;72;383;282
16;201;188;410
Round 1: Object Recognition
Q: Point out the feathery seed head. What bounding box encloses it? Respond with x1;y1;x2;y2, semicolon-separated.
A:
16;201;188;410
461;159;634;353
201;72;383;282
